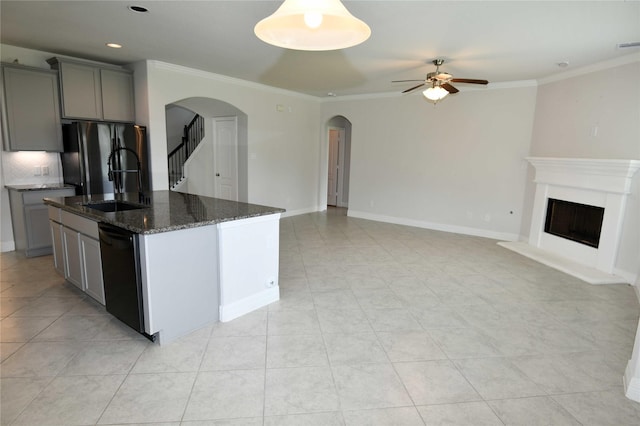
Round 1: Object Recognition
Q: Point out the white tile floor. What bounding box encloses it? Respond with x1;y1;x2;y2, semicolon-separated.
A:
2;208;640;425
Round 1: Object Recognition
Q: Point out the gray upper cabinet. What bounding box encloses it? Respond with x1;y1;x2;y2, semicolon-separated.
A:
55;60;103;120
48;58;135;123
1;63;63;151
101;68;135;122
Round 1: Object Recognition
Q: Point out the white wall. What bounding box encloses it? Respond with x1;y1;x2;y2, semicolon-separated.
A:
524;57;640;282
137;61;322;215
530;60;640;160
321;85;538;240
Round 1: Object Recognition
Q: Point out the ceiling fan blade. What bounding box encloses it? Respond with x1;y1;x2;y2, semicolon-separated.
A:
392;79;425;83
441;83;459;94
402;83;426;93
450;78;489;85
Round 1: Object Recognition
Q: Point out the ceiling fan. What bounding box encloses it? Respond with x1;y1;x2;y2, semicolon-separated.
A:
393;59;489;100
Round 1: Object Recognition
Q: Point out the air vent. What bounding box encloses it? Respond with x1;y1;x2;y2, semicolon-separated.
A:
617;41;640;49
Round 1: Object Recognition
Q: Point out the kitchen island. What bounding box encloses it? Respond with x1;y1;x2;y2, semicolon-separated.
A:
44;190;284;344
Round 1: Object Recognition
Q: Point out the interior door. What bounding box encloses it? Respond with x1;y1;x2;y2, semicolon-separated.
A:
214;117;238;201
327;129;340;206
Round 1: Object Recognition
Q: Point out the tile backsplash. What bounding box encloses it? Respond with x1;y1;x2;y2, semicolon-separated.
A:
2;151;63;185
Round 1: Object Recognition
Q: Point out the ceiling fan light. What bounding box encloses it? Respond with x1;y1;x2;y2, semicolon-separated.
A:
423;86;449;101
254;0;371;51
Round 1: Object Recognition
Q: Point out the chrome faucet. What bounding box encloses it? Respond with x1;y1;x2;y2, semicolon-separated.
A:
107;147;145;202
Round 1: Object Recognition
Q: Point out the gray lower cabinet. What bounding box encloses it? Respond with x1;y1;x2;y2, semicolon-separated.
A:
8;187;76;257
1;63;63;151
62;226;83;290
49;206;105;304
50;220;65;275
80;234;105;304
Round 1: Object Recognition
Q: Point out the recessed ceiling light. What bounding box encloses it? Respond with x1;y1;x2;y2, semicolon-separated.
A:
128;5;148;13
106;43;122;49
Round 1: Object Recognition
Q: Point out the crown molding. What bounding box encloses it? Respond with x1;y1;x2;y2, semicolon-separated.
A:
538;52;640;85
319;79;538;103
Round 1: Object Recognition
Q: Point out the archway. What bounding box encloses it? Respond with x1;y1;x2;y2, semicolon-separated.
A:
165;97;248;202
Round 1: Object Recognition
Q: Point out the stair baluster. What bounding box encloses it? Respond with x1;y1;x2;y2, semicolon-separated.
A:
167;114;205;188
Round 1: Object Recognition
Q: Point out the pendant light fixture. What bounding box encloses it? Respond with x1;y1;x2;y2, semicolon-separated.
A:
254;0;371;51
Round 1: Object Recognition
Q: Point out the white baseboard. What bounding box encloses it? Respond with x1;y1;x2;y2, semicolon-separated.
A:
1;241;15;252
625;360;640;403
632;284;640;304
219;286;279;322
614;268;639;288
347;210;520;242
280;206;320;218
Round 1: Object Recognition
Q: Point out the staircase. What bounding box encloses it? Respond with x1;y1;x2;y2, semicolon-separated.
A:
168;114;205;189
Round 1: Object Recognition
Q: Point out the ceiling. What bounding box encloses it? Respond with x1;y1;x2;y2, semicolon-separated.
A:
1;1;639;98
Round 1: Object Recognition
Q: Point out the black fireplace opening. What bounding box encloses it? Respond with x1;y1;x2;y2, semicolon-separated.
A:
544;198;604;248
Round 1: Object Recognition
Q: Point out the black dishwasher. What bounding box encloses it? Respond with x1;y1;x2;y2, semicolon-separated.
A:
98;223;146;335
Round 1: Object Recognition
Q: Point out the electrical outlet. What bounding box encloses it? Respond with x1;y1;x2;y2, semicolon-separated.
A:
34;166;41;176
42;165;50;175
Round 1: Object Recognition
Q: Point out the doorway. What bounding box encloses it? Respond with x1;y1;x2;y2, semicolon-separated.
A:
327;127;342;206
213;117;238;201
325;116;352;209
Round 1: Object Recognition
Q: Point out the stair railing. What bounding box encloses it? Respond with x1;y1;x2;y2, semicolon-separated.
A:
168;114;205;188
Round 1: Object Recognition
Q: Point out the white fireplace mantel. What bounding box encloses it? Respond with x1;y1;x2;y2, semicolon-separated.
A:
526;157;640;194
500;157;640;284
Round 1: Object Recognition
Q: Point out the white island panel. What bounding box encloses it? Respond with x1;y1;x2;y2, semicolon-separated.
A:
139;224;219;344
218;213;280;322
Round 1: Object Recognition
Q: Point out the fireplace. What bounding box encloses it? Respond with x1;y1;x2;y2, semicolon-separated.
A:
544;198;604;248
499;157;640;284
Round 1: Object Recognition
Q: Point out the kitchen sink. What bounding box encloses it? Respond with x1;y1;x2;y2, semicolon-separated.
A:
83;200;148;212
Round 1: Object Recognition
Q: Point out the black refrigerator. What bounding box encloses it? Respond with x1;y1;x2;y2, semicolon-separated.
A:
61;122;150;196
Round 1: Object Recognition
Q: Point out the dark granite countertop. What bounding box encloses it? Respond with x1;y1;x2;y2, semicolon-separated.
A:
5;184;75;191
43;191;285;235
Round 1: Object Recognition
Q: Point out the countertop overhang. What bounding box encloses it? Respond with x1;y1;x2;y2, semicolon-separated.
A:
43;190;285;234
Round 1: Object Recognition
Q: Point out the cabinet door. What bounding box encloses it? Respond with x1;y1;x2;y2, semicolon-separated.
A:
1;65;63;151
101;69;135;122
62;227;84;290
50;221;65;276
80;234;105;305
24;204;53;256
58;61;102;120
